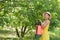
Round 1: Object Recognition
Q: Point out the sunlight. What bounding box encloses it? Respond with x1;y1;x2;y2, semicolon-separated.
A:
58;0;60;2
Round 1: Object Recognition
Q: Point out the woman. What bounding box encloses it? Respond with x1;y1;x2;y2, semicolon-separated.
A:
34;20;43;40
40;12;51;40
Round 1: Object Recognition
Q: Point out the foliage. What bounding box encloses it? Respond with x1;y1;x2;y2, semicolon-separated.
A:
0;0;60;38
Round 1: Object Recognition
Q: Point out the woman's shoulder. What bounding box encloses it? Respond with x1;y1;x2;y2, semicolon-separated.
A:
46;20;50;24
42;20;50;25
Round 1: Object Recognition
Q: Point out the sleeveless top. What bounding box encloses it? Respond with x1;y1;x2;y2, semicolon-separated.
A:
35;26;43;35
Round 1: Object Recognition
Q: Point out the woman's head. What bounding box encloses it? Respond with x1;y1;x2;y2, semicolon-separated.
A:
43;12;51;20
35;20;41;26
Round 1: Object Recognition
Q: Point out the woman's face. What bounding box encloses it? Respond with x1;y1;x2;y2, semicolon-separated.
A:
43;13;50;19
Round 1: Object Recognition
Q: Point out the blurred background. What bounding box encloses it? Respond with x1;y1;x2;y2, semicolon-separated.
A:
0;0;60;40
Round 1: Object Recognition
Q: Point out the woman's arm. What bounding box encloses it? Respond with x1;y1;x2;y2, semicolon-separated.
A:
41;20;50;28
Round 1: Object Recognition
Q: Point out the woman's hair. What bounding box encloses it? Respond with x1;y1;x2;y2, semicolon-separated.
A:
43;12;51;19
35;20;41;25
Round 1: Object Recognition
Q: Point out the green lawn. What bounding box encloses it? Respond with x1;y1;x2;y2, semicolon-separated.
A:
0;28;60;40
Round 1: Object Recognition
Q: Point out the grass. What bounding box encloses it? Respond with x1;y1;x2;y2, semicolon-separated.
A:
50;36;60;40
0;27;60;40
49;27;60;40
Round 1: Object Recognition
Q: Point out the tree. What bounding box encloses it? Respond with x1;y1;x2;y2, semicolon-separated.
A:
0;0;60;38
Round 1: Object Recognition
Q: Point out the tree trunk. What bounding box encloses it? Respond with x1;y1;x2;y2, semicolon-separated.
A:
21;26;27;37
15;28;20;37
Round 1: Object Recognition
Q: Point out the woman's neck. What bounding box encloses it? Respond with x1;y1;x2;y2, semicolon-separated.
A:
45;19;48;20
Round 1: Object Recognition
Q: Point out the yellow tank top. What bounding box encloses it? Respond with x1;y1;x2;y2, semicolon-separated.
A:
40;24;49;40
